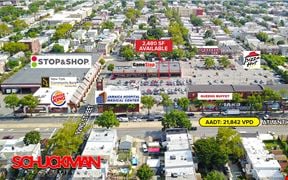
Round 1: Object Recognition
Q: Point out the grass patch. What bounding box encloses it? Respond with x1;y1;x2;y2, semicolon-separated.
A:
118;152;131;161
264;140;288;157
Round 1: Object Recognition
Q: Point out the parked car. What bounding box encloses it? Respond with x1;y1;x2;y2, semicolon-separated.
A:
2;135;14;139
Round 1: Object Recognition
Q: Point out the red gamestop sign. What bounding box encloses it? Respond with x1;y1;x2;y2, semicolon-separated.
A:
12;155;101;169
135;40;173;52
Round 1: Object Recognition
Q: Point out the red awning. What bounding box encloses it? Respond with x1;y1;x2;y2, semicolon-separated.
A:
148;148;160;153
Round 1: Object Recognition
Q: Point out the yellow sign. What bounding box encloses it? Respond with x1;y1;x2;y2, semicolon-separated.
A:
199;117;260;127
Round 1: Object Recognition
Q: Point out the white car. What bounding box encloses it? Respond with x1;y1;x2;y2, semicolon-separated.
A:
120;117;129;122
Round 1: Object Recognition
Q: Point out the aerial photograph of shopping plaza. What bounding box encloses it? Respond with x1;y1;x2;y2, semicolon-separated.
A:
1;0;288;179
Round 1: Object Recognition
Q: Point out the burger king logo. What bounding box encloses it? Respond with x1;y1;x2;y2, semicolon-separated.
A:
51;91;66;107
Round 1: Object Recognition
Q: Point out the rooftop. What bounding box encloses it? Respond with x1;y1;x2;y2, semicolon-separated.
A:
1;53;101;85
82;129;117;156
242;137;282;172
165;150;194;168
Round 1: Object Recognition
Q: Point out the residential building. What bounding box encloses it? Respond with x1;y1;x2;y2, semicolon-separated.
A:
19;38;41;54
58;39;71;52
162;128;198;179
72;29;87;40
241;135;283;180
86;29;98;39
72;129;118;180
119;135;133;152
0;137;41;167
170;5;204;17
126;1;135;8
279;45;288;56
257;43;279;54
244;36;260;50
0;53;9;74
196;46;221;55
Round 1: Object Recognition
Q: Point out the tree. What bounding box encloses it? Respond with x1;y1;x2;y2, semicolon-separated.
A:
212;18;223;26
219;56;231;68
139;23;146;30
0;23;11;37
74;47;86;53
49;119;91;156
162;110;191;129
168;22;184;45
279;19;285;27
232;93;242;103
9;33;24;42
99;58;105;65
2;42;28;55
51;44;64;53
205;40;217;46
262;88;281;113
216;127;244;159
204;57;215;69
144;28;164;39
194;137;228;171
135;0;145;10
121;0;126;8
160;93;173;113
215;100;224;114
247;94;263;114
141;96;155;116
204;30;213;38
107;63;115;71
4;94;19;115
23;131;41;145
256;32;268;42
120;45;135;60
194;100;209;113
279;89;288;113
125;8;140;24
101;21;115;30
205;171;226;180
53;23;73;40
6;60;20;69
277;40;285;45
12;19;28;32
19;94;39;116
177;97;190;111
136;164;154;180
223;27;230;34
190;15;203;26
95;110;120;129
82;22;92;30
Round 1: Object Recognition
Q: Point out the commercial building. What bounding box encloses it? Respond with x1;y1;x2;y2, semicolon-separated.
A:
95;84;141;113
241;135;283;180
0;53;103;112
72;129;118;180
187;84;288;111
110;61;181;78
162;128;199;179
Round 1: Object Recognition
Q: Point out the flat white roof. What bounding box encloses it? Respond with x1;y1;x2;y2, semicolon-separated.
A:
242;137;282;178
166;133;190;151
82;129;117;156
147;159;160;168
33;87;77;104
165;150;194;168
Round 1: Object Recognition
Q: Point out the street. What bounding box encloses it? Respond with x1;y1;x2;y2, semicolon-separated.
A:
1;116;288;140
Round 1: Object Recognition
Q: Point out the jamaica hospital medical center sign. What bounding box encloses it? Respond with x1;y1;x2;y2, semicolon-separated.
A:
95;90;141;104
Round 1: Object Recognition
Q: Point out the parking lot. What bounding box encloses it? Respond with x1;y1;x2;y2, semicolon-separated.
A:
181;58;279;85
